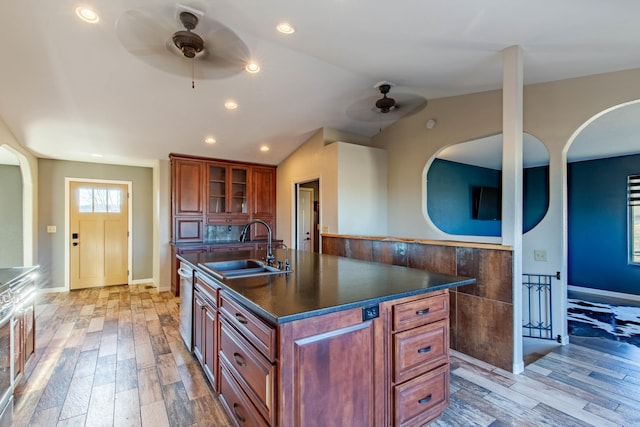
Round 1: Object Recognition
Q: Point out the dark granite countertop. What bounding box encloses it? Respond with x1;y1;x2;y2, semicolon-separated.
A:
0;266;39;294
171;239;283;247
178;249;475;325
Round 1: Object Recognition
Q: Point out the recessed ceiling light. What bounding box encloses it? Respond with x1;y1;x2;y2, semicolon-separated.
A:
91;153;103;158
276;23;295;34
259;145;270;152
224;100;238;110
245;62;261;74
76;7;100;23
205;137;216;144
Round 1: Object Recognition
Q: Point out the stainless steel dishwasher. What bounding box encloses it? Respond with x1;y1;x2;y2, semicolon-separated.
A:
177;262;194;351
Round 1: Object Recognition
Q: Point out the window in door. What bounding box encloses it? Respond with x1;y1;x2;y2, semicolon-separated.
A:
629;174;640;264
78;187;122;213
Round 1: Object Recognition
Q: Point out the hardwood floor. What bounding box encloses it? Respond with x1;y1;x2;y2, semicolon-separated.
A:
14;284;231;427
14;284;640;426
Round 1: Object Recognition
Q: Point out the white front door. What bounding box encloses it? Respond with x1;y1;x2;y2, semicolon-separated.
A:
297;188;313;251
69;181;129;289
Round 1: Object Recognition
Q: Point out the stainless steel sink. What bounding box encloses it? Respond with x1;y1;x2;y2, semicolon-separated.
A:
199;259;290;280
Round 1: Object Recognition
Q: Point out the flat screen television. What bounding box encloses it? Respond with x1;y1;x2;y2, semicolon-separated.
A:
472;186;501;220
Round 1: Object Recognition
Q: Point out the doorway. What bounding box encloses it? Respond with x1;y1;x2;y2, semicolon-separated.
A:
67;179;132;289
295;180;320;252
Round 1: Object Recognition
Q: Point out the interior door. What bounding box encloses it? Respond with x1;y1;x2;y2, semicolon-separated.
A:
297;188;313;251
69;181;129;289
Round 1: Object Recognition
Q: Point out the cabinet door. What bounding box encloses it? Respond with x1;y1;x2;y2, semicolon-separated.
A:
193;290;205;364
251;167;275;217
207;163;250;218
13;315;22;381
203;305;217;387
23;303;35;364
278;306;383;427
250;167;276;240
173;159;204;215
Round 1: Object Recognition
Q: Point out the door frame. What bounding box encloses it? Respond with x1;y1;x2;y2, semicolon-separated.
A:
293;177;321;251
64;177;133;290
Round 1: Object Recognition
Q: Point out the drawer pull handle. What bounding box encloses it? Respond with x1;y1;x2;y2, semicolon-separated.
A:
418;346;432;354
235;313;248;324
415;308;430;316
418;394;433;405
233;403;247;423
233;352;247;367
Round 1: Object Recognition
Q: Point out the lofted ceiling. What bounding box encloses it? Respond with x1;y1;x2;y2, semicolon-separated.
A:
1;1;640;168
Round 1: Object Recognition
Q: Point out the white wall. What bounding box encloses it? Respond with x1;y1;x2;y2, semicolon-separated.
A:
277;129;339;247
337;142;388;235
154;159;172;291
276;130;386;247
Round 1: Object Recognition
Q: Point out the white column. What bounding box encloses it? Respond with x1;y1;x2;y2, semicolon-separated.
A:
502;45;524;374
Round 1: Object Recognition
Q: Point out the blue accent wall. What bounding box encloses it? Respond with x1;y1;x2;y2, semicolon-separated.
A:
568;154;640;295
427;160;502;236
427;159;549;236
523;166;549;233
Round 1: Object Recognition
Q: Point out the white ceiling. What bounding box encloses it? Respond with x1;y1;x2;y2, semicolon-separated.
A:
1;0;640;168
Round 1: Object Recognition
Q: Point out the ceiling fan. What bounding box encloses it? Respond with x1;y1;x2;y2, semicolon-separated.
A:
346;81;427;123
116;4;250;82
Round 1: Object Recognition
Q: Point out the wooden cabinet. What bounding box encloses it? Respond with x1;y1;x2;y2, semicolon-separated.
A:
207;163;251;224
170;154;276;238
250;167;276;240
171;245;207;296
278;305;383;427
218;291;277;426
172;158;205;243
388;291;450;427
13;294;35;383
193;275;220;390
195;277;452;426
172;158;204;216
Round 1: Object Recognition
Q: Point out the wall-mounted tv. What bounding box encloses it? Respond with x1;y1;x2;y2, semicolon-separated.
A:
472;186;501;220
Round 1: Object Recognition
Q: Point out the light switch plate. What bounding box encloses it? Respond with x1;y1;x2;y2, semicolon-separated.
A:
47;225;56;233
534;249;547;262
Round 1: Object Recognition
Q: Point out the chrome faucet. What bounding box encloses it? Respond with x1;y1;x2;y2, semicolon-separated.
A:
239;220;275;266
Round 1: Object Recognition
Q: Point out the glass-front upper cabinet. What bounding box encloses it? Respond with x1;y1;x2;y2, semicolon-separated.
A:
207;163;249;217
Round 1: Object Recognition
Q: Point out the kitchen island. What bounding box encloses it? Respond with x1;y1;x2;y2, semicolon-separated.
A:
178;248;474;427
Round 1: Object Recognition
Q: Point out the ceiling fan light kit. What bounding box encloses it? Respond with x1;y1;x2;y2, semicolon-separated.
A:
172;12;204;58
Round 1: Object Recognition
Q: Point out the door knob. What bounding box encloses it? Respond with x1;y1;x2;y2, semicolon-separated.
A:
72;242;78;246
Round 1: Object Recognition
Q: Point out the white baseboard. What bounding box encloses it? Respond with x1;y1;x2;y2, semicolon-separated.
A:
38;286;67;294
568;285;640;303
131;278;154;286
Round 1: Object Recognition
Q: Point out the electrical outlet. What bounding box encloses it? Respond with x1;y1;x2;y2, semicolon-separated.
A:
534;249;547;262
362;304;379;321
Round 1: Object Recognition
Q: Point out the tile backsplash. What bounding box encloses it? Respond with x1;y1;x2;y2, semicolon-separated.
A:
205;225;243;243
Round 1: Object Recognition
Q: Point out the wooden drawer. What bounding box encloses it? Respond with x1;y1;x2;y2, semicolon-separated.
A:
393;319;449;384
210;244;254;253
207;214;250;225
393;364;449;427
392;291;449;332
220;319;276;425
194;275;219;306
219;362;270;427
219;291;276;361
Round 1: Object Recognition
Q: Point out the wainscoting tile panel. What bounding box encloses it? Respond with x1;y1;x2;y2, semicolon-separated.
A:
453;292;513;371
407;243;456;275
455;247;512;303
